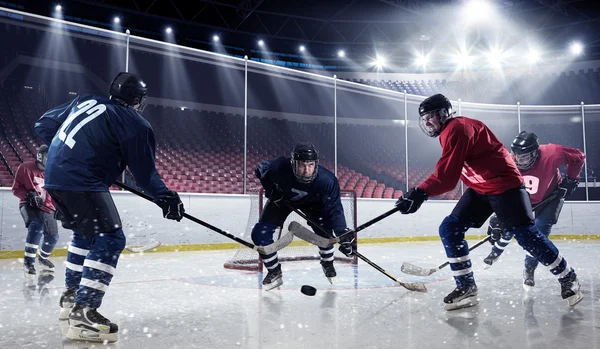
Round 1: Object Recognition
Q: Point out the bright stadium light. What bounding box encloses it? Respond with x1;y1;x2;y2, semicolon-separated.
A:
299;45;305;52
570;42;583;56
338;50;345;58
165;27;172;34
463;0;493;23
55;5;62;12
114;16;120;24
415;54;429;67
527;48;541;64
374;55;387;68
213;35;219;42
258;39;264;47
454;51;474;68
486;47;504;67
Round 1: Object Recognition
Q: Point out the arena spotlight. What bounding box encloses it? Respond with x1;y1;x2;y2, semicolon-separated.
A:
338;50;345;58
464;0;493;23
213;35;220;42
454;52;474;68
415;54;429;67
486;47;504;67
570;42;583;56
165;27;172;34
258;39;265;47
527;48;541;64
299;45;305;52
55;5;62;12
374;55;387;68
114;17;120;24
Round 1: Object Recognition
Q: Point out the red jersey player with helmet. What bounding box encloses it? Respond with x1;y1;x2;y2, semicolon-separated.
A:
482;131;585;288
393;94;582;311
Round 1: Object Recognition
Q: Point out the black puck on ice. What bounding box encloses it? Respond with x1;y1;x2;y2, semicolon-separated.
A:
300;285;317;296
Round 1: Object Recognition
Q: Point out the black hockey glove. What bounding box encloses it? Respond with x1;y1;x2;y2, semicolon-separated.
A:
269;185;285;207
395;187;428;214
155;190;185;222
487;215;503;245
558;177;578;198
26;191;44;209
337;228;356;257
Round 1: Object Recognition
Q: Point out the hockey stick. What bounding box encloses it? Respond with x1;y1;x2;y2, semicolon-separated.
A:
400;237;491;276
114;181;294;255
400;190;562;277
281;202;427;293
125;241;161;253
289;207;402;246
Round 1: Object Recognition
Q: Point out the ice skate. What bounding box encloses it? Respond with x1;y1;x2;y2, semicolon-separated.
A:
320;260;336;284
38;257;55;272
560;271;583;307
66;304;118;343
444;284;479;311
523;268;535;288
483;251;500;270
262;265;283;291
23;261;36;279
59;288;77;320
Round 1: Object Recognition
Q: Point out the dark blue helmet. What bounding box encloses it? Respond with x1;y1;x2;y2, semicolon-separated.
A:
109;72;148;114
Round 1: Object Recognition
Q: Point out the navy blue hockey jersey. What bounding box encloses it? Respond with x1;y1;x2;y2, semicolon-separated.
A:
34;94;169;199
255;157;347;232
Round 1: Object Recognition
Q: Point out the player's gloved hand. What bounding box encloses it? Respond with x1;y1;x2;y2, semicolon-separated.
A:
26;191;44;209
155;190;185;222
395;187;428;214
270;185;285;207
487;215;503;245
337;228;356;257
558;177;578;198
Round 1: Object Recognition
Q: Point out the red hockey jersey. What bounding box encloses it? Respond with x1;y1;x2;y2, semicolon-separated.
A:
12;161;55;213
418;117;523;197
521;144;585;204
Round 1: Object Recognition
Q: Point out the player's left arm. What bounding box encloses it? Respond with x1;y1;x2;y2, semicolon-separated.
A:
554;144;586;180
553;144;586;197
34;97;80;145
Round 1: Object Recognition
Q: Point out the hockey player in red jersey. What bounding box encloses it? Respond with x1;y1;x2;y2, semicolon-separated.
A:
12;145;58;278
482;131;585;288
394;94;583;311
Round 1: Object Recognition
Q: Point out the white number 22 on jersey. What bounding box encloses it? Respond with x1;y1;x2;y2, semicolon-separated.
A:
523;175;539;195
58;99;106;149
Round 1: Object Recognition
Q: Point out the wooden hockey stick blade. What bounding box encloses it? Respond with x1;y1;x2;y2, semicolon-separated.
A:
288;221;336;247
259;229;295;254
400;262;439;277
125;241;161;253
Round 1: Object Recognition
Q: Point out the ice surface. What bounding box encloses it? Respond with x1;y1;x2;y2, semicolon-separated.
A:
0;241;598;349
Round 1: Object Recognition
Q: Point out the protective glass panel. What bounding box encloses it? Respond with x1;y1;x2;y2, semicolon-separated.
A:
336;80;406;200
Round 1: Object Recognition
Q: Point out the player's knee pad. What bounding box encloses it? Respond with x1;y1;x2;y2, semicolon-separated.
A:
251;222;278;246
439;215;470;241
43;231;59;246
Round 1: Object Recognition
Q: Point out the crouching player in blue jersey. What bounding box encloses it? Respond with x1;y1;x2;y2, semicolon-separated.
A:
34;72;185;343
253;142;355;290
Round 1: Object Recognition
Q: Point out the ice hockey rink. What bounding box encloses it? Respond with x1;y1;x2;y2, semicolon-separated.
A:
1;240;599;349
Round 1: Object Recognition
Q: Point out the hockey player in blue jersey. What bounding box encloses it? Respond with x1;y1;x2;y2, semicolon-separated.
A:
253;142;355;290
34;72;185;343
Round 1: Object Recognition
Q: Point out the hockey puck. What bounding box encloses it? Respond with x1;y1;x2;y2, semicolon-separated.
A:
300;285;317;296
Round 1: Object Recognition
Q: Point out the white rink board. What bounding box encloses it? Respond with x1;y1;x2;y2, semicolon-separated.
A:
0;188;599;251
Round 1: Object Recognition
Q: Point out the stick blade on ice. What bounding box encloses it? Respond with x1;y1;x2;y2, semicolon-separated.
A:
398;280;428;293
400;262;438;277
125;241;161;253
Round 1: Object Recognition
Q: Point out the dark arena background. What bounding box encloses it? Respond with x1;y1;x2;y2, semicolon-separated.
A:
0;1;600;348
